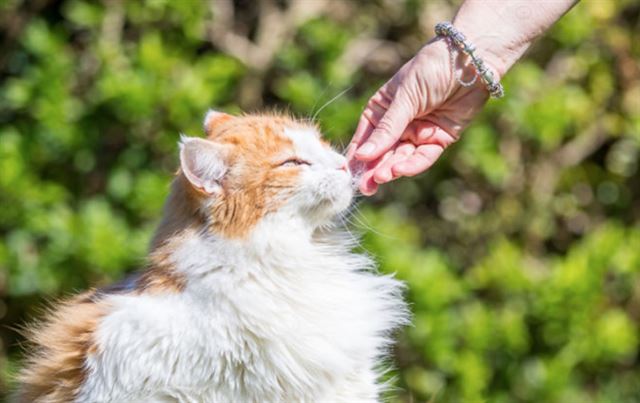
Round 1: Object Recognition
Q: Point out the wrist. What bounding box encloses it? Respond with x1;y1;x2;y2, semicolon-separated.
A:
434;22;505;98
420;38;482;98
452;15;532;78
452;0;577;78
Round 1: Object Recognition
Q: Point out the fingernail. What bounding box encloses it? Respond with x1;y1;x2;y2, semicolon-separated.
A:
361;183;378;196
356;142;375;157
392;163;406;172
392;164;409;176
373;171;390;184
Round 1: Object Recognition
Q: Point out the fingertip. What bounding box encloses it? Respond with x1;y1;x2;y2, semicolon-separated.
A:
354;142;377;160
360;181;378;196
373;169;392;184
391;162;416;177
359;169;379;196
392;144;445;177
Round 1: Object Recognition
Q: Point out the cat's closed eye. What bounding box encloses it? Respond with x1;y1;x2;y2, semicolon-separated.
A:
279;158;311;168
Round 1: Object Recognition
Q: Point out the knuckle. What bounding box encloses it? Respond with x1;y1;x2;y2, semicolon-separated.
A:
373;121;396;141
361;109;377;124
367;93;385;109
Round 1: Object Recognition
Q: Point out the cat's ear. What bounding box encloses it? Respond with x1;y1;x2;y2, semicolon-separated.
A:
179;136;228;195
203;109;233;136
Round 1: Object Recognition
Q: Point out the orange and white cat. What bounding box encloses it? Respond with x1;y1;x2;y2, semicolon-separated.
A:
16;111;408;403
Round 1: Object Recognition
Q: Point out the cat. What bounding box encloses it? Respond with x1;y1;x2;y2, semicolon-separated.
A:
15;111;408;403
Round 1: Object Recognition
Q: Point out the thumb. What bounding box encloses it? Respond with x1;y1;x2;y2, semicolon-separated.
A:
354;90;415;162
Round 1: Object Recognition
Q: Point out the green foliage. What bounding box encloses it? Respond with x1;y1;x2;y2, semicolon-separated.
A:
1;1;639;401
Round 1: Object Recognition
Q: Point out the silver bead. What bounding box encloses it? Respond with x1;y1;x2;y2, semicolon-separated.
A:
434;21;505;99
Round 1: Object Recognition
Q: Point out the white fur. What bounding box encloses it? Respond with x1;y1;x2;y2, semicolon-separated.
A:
76;126;408;402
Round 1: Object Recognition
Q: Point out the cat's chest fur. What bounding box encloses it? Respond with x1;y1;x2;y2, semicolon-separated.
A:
16;114;408;403
77;231;406;402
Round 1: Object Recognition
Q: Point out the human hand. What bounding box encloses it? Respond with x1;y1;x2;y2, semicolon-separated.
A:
347;0;577;196
347;39;490;195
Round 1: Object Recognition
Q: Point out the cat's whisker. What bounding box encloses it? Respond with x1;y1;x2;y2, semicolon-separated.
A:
311;86;353;123
308;82;332;121
342;202;398;241
335;211;362;245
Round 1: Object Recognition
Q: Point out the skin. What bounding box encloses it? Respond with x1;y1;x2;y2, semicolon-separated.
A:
348;0;579;195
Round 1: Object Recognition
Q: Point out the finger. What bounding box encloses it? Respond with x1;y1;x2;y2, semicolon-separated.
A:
347;92;391;161
346;117;374;161
355;89;415;162
373;142;415;184
354;155;384;196
362;147;393;185
392;143;446;177
359;168;379;196
368;120;454;179
402;120;437;144
402;119;458;146
389;121;456;177
416;120;459;147
345;141;358;162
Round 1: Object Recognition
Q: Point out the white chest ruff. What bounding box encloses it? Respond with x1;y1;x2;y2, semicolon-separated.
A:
77;231;407;402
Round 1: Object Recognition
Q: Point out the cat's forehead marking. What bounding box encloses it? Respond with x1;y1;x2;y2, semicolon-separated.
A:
213;120;295;161
178;118;331;241
199;123;302;239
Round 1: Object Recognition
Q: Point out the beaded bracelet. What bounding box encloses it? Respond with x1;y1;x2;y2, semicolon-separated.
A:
435;22;504;98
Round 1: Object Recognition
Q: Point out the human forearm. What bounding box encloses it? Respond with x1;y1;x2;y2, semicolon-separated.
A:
453;0;578;77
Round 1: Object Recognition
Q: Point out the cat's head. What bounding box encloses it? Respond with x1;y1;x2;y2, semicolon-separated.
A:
176;111;352;239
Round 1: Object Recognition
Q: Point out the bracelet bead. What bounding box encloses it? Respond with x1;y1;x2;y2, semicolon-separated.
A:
435;21;505;98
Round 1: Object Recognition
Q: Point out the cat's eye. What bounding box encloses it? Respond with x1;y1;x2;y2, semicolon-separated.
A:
279;158;311;168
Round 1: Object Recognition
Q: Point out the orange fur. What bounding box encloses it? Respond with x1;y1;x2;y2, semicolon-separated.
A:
204;111;233;133
150;175;205;250
16;256;186;401
139;235;188;294
207;115;312;238
205;116;306;237
16;293;107;403
153;114;312;241
137;263;186;294
17;112;318;401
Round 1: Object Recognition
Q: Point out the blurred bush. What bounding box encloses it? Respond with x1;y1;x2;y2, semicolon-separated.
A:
1;0;639;401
